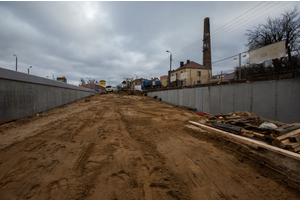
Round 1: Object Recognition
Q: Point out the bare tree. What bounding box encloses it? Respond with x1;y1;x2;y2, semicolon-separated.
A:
86;79;99;84
245;7;300;70
79;78;86;86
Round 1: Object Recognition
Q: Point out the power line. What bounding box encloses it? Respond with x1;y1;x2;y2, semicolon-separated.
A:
157;1;293;69
212;1;277;38
213;1;289;41
212;51;248;65
212;1;267;35
174;1;289;59
214;1;291;41
172;2;272;59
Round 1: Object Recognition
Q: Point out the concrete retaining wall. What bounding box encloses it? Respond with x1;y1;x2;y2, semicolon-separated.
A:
0;68;96;122
148;79;300;123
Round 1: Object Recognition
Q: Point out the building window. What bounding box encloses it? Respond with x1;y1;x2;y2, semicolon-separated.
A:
197;81;201;85
197;71;201;76
88;84;90;87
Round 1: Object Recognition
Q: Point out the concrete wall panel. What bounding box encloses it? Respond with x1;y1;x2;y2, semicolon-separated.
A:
210;86;220;114
233;83;252;113
220;85;234;114
202;87;210;114
260;81;276;120
167;90;172;104
276;79;300;123
161;91;167;102
173;90;179;105
0;68;96;122
147;79;300;123
178;89;184;106
183;89;189;107
252;81;276;120
195;88;203;112
188;88;195;108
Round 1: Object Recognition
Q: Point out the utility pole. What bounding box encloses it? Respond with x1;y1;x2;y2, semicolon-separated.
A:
239;53;241;80
13;54;18;71
108;77;113;85
28;66;32;74
166;50;172;87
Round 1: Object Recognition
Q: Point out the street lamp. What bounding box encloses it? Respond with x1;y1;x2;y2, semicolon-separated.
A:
28;66;32;74
13;54;18;71
108;77;113;86
166;50;172;87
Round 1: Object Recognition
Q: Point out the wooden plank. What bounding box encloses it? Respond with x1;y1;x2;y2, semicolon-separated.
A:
211;122;241;132
292;146;300;152
275;122;300;131
276;128;300;141
285;142;300;149
279;125;300;133
225;116;242;120
189;121;260;149
242;129;265;139
274;139;290;148
289;134;300;142
189;121;300;161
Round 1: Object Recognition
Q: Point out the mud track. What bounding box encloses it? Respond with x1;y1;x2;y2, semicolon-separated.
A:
0;93;299;199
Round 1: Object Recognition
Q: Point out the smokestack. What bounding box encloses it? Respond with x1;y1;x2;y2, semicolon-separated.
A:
186;60;190;64
203;17;211;70
180;61;184;67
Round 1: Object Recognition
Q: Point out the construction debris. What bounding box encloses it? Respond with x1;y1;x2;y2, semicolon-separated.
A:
193;111;300;154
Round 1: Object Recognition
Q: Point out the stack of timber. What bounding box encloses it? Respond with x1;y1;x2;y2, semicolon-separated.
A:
203;111;300;153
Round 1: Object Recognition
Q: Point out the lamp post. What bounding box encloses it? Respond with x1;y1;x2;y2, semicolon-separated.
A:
166;50;172;87
108;77;113;86
28;66;32;74
13;54;18;71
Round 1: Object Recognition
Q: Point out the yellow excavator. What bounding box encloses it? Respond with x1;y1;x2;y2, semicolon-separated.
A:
57;76;67;83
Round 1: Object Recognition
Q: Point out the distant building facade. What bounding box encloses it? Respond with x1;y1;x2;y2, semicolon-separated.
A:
169;60;212;87
160;75;168;87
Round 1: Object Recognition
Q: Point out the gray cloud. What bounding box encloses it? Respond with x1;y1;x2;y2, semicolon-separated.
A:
0;1;299;86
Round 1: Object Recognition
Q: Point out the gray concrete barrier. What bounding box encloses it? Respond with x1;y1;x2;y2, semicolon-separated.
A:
0;67;96;122
148;79;300;123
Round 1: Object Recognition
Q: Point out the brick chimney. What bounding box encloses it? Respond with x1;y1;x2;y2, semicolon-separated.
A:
186;60;190;64
180;61;184;67
203;17;212;70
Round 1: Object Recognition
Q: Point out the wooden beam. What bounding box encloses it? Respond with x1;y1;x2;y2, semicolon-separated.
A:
242;129;265;139
189;121;300;161
289;134;300;142
285;142;300;149
276;128;300;141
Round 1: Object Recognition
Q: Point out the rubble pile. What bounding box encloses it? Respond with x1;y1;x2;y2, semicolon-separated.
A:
204;111;300;153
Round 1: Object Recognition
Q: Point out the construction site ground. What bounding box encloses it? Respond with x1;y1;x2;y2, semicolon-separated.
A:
0;93;299;200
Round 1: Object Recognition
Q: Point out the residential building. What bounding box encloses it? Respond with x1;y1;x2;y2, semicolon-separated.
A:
169;60;212;87
160;75;168;87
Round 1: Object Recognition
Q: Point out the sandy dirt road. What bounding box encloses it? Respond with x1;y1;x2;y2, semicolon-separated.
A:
0;93;299;200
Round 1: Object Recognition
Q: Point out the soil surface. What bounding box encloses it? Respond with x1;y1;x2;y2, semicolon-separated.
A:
0;93;299;200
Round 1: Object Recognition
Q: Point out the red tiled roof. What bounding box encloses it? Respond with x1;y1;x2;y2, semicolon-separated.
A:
160;75;168;79
173;61;209;72
80;83;106;90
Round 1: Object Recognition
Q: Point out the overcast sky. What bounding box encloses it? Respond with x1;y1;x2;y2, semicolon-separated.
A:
0;1;299;86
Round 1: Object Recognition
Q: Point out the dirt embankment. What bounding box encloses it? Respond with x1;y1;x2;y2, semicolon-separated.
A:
0;93;299;200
